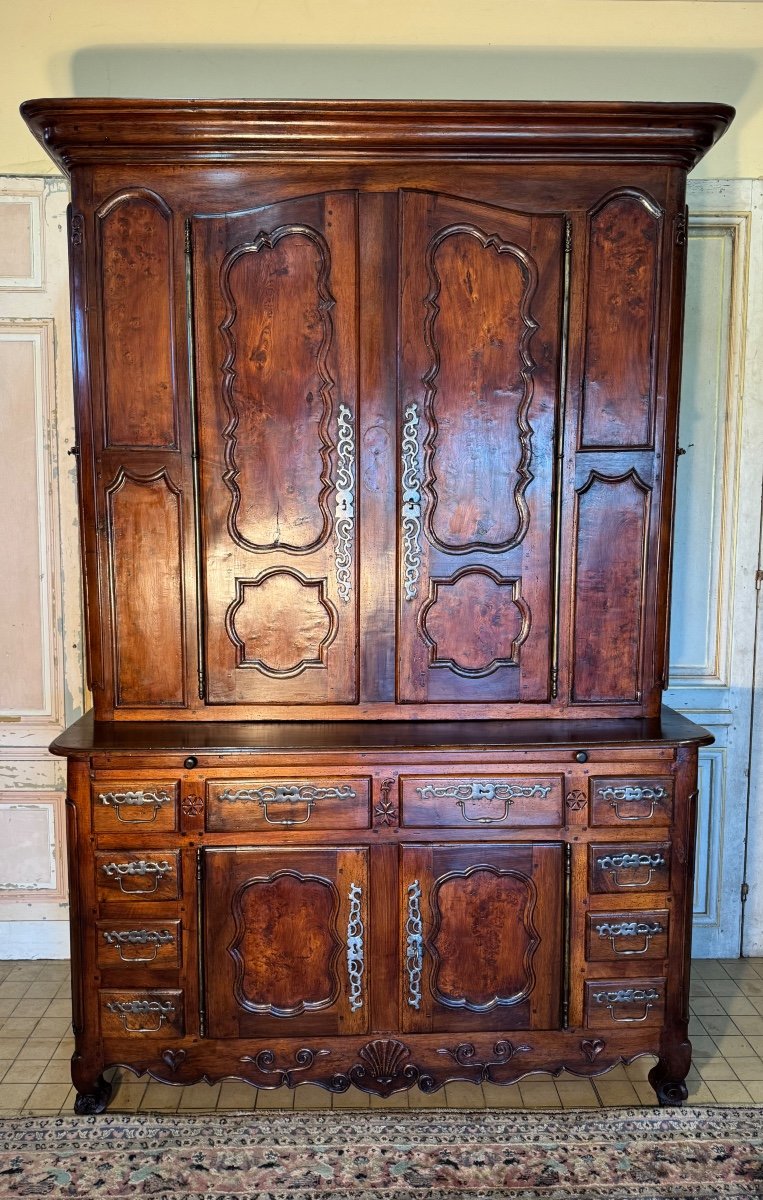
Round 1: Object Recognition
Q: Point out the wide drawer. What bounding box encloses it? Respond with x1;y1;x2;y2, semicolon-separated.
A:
95;850;181;902
400;773;563;828
92;779;179;833
95;919;182;968
589;776;673;828
584;978;666;1029
586;909;669;962
589;843;671;894
205;777;371;831
99;988;184;1038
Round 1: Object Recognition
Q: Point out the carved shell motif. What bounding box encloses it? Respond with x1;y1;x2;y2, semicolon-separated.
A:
357;1038;410;1084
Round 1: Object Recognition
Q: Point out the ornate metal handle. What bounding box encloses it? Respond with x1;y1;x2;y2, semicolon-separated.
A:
401;403;422;601
220;783;355;827
594;920;664;956
334;403;355;603
598;785;667;822
406;880;423;1009
456;798;513;824
98;789;172;825
416;780;550;825
592;987;661;1024
346;883;364;1012
105;998;175;1033
101;859;172;895
597;852;665;889
102;928;175;963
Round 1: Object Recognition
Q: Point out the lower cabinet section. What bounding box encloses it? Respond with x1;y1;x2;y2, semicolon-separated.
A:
60;724;707;1113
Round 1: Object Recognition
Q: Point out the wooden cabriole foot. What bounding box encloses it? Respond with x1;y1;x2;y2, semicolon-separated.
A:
73;1074;112;1115
648;1061;689;1107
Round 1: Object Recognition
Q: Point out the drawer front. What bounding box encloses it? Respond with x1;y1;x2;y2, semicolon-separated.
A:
205;778;371;832
586;909;669;962
401;774;563;828
584;978;666;1029
96;850;181;902
589;843;671;894
96;919;182;969
92;779;179;833
99;988;184;1038
590;776;673;828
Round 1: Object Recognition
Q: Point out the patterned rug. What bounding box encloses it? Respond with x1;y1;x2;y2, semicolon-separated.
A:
0;1107;761;1199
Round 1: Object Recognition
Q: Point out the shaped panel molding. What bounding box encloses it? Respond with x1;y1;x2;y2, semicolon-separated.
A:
97;189;178;449
581;190;663;449
219;224;336;554
419;567;530;677
422;223;538;553
226;569;337;678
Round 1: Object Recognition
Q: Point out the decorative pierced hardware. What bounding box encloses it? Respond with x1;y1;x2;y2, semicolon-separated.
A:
581;1038;606;1062
182;794;204;818
105;998;176;1033
416;779;551;825
406;879;423;1010
219;782;356;827
598;783;667;822
401;403;422;600
98;789;172;825
346;883;365;1012
161;1048;187;1073
594;920;664;955
240;1047;334;1089
334;403;355;603
101;859;172;895
374;779;397;826
436;1039;531;1082
596;851;665;889
591;986;661;1024
102;927;175;963
565;790;586;812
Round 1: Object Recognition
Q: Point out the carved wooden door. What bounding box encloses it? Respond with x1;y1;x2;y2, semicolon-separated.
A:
193;193;359;704
203;847;368;1038
401;844;563;1033
397;192;565;704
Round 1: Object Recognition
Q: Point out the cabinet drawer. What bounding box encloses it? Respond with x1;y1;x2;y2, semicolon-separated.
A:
584;978;666;1029
589;843;671;894
401;774;563;828
96;919;182;968
586;909;669;961
590;777;673;828
99;988;184;1038
205;778;370;832
92;779;179;833
95;850;181;902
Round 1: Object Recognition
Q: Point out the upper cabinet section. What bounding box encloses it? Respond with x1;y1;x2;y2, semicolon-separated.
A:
20;100;733;721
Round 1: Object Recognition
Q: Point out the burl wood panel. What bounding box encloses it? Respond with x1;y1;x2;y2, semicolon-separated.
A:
204;847;368;1038
97;191;177;449
572;471;650;703
398;191;563;705
581;191;662;449
105;469;185;707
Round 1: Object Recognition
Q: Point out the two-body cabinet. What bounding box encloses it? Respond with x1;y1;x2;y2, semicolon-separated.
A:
22;99;730;1109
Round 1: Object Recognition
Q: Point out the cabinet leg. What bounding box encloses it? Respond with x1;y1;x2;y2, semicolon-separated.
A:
648;1041;691;1107
73;1074;112;1115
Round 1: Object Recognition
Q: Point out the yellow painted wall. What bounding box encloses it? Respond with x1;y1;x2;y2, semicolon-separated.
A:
5;1;763;178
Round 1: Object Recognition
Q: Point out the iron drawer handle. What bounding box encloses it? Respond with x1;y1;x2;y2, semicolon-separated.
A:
406;880;423;1010
594;920;664;956
260;797;314;827
592;987;661;1024
98;790;172;824
105;998;175;1033
101;859;172;894
346;883;364;1012
220;784;355;827
598;785;667;822
456;797;513;824
102;928;175;963
597;852;665;889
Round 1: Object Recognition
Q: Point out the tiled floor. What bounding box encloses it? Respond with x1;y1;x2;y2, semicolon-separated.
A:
1;958;763;1115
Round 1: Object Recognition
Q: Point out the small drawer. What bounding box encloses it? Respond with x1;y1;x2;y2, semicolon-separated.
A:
99;988;184;1038
95;850;180;903
205;778;371;832
92;779;179;833
584;978;666;1029
586;909;669;962
96;919;182;969
589;843;671;894
401;774;563;828
590;777;673;828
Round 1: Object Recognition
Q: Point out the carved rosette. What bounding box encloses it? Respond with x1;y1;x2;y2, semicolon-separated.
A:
334;403;355;602
401;403;423;600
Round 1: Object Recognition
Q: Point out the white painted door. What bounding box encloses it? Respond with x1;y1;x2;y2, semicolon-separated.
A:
665;179;763;958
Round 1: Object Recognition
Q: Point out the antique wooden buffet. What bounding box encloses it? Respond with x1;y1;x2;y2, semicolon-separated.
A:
21;99;732;1111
